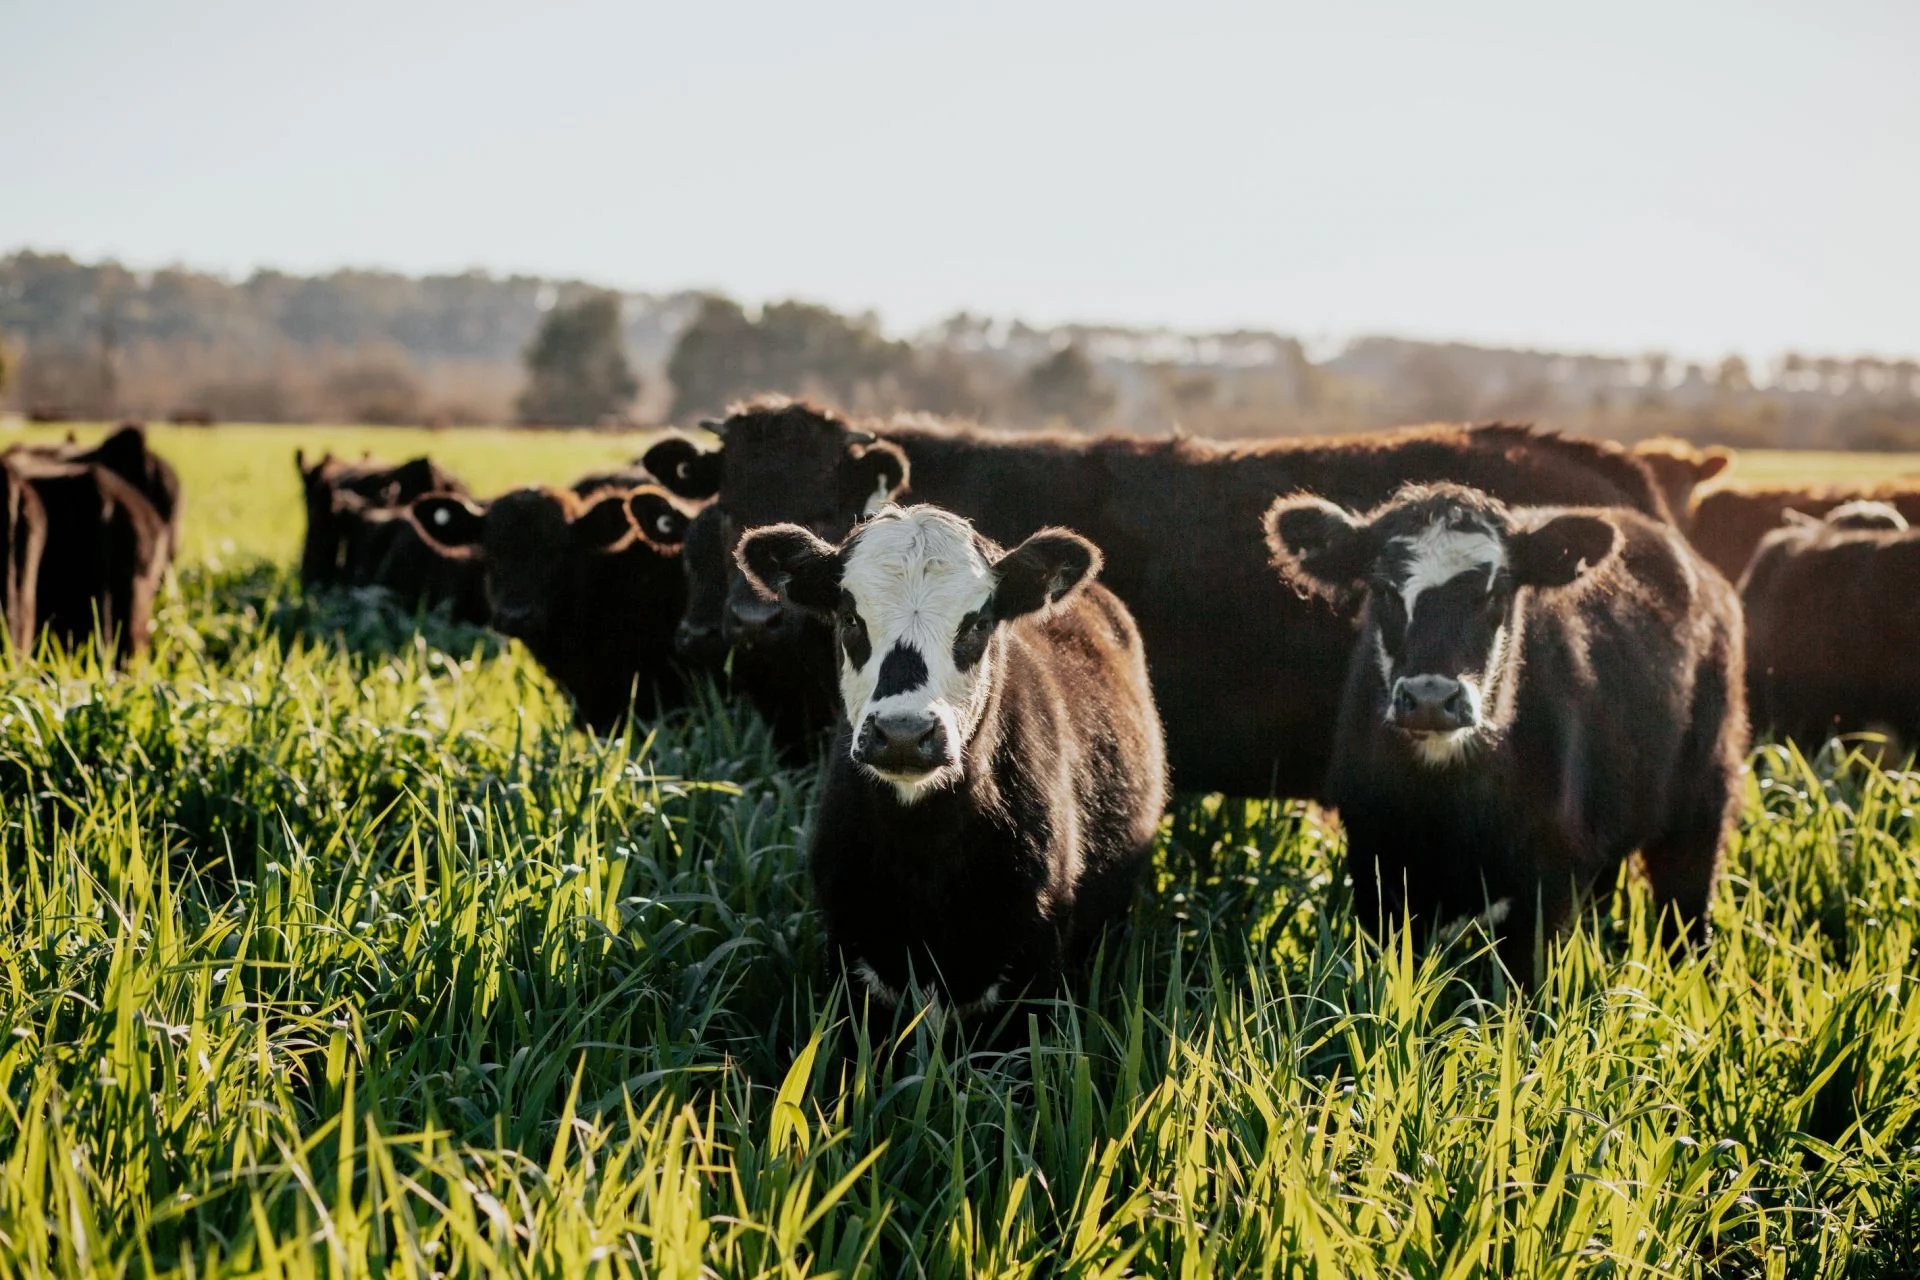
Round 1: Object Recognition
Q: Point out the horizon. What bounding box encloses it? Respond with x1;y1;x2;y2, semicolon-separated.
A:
6;1;1918;364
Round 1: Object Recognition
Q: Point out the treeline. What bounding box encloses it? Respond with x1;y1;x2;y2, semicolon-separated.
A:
4;250;1919;448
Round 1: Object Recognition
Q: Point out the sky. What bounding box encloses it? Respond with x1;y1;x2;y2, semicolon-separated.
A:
5;0;1917;360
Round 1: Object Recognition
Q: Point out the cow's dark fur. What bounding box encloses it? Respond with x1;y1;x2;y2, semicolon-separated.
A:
738;506;1166;1011
297;451;467;587
1266;483;1747;978
694;399;1672;797
15;424;183;564
676;504;838;753
1688;482;1920;581
9;456;169;663
1740;507;1920;753
0;458;48;654
331;491;489;624
410;485;696;731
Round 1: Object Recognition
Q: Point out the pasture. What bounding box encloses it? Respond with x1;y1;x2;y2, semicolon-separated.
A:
3;422;1920;1277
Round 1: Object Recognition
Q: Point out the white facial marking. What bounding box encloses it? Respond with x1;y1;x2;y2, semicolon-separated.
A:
861;474;893;517
1394;520;1506;616
840;506;996;803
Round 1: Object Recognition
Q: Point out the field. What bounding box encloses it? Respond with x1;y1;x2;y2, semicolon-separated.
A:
3;423;1920;1278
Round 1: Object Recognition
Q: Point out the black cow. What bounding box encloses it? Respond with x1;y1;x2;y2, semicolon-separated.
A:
676;504;838;753
410;485;696;731
692;399;1671;798
9;456;169;664
297;451;467;587
1265;483;1747;978
1;458;48;654
738;504;1167;1013
1741;503;1920;755
330;490;490;624
15;424;183;564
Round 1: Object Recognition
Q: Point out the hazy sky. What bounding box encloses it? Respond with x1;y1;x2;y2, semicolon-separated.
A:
6;0;1917;358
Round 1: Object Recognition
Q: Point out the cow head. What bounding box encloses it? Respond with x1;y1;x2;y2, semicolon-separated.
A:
1631;437;1732;526
410;486;691;645
641;432;724;501
738;505;1098;802
1266;483;1618;769
699;400;909;652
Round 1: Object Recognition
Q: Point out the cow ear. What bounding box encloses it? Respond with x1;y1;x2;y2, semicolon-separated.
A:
410;494;487;550
573;493;637;550
1781;507;1822;529
628;489;691;546
641;436;723;500
1264;494;1374;601
1697;449;1732;483
842;440;908;514
1509;514;1618;588
993;528;1101;621
736;523;843;614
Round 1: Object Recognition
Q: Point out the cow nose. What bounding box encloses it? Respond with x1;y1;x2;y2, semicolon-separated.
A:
675;616;723;660
1390;675;1474;733
855;712;949;774
725;598;783;648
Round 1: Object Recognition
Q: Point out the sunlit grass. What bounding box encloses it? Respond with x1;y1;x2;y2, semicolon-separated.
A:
0;426;1917;1276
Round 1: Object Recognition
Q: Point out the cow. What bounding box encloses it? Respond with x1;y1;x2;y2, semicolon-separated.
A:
0;457;47;655
330;490;489;624
689;398;1672;798
1740;504;1920;756
296;451;468;587
8;456;169;664
13;424;183;563
1264;482;1747;979
737;504;1166;1013
677;503;838;753
1630;437;1732;531
410;484;697;731
1687;482;1920;581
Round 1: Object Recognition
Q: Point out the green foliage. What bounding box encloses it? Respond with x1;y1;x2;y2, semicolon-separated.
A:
2;426;1919;1277
515;294;640;426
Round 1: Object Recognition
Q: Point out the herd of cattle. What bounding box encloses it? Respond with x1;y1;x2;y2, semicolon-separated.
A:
4;406;1917;1003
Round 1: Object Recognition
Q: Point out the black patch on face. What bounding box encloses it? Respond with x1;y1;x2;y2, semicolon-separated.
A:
873;643;929;698
951;606;994;671
837;591;871;669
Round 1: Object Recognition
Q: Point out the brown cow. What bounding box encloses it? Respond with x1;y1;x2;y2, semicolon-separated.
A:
409;485;698;731
1688;481;1920;581
689;398;1671;798
1740;505;1920;755
1631;437;1731;531
7;455;168;663
1;457;48;655
296;451;468;587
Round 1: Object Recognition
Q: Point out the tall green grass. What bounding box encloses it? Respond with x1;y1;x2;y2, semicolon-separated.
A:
1;427;1918;1277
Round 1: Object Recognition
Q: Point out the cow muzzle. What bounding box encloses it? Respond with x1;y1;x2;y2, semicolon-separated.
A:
1390;675;1477;734
855;711;952;777
724;597;789;648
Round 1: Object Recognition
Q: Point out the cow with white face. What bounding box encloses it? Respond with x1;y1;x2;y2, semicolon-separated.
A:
738;504;1166;1014
1266;482;1748;981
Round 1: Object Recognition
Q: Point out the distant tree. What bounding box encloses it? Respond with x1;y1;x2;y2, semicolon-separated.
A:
0;338;10;401
516;293;638;425
667;294;913;420
1714;355;1752;394
1021;343;1112;428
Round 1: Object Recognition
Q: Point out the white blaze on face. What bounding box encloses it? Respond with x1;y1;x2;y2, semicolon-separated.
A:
839;507;996;797
1394;519;1507;617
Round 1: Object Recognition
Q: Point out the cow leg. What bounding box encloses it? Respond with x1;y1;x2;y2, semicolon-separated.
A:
1644;655;1742;952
